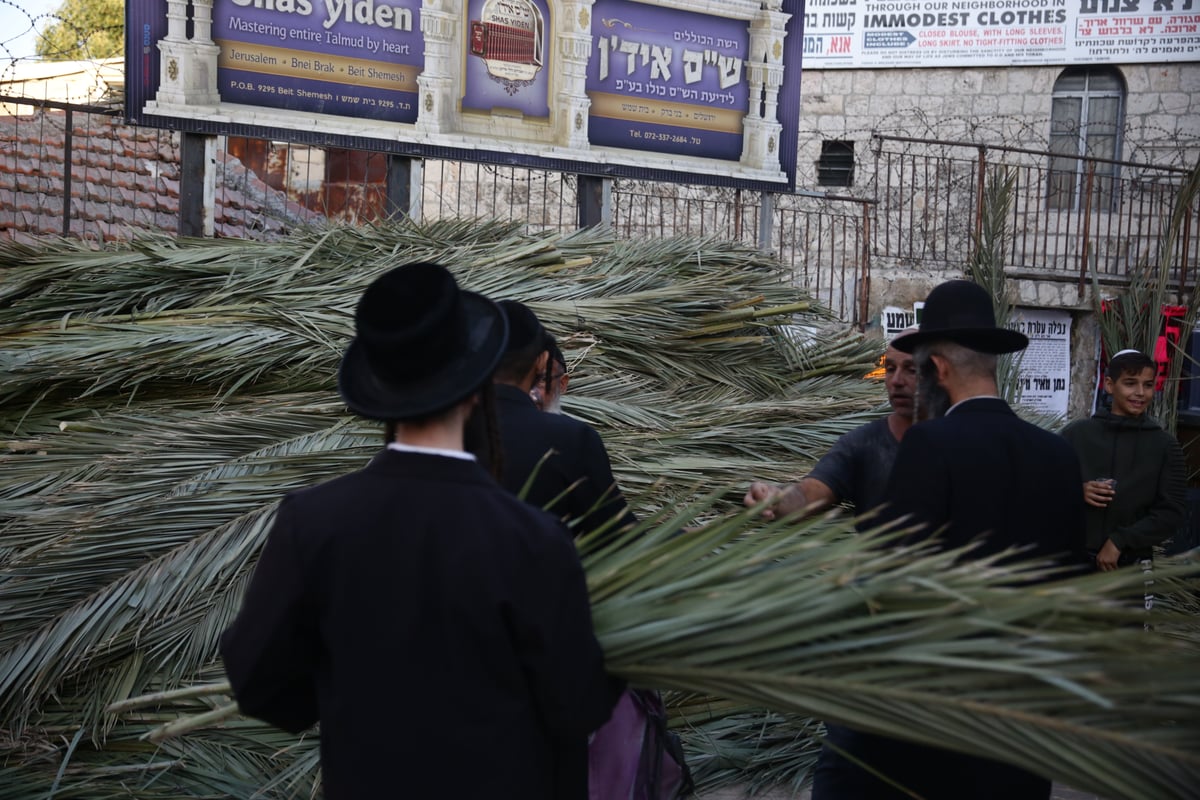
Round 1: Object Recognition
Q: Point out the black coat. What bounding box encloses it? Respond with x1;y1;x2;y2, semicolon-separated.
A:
494;384;636;538
881;397;1086;565
815;398;1087;800
220;449;619;800
1062;408;1188;559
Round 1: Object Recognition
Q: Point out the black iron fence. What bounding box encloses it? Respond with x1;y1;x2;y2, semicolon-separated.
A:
2;96;1196;325
870;134;1200;292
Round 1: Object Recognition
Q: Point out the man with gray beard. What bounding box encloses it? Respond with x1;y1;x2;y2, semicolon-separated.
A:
812;280;1086;800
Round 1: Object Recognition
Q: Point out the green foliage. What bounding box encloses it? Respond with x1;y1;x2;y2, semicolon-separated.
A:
1091;157;1200;434
2;222;1199;799
36;0;123;61
966;165;1024;405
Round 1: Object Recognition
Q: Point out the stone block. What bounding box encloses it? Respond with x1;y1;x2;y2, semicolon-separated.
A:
954;71;984;94
1145;114;1182;137
853;71;877;94
1146;66;1176;93
875;72;904;97
1160;93;1191;115
972;68;1004;95
971;95;999;116
803;93;844;116
1179;64;1200;94
1027;69;1055;94
1014;280;1040;306
1122;65;1150;93
1023;94;1048;116
844;94;874;117
1037;280;1060;306
813;115;848;135
817;71;854;95
1006;70;1036;95
996;93;1025;116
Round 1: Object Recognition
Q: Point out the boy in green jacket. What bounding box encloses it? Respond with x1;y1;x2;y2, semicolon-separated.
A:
1062;349;1188;576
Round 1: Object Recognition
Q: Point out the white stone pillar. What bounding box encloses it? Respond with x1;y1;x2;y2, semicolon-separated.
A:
416;0;460;135
555;1;594;149
155;0;220;106
741;4;790;171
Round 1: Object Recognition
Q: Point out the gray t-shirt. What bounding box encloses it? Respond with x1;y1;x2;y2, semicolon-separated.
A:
807;417;900;515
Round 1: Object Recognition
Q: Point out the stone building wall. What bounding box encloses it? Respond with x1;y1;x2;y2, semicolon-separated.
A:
796;62;1200;183
793;62;1200;420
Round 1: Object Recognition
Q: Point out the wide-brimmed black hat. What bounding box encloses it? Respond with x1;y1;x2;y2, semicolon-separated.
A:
891;280;1028;355
338;262;508;420
498;300;545;355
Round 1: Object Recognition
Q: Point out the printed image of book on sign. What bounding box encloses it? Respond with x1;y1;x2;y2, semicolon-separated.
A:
464;0;551;115
470;0;545;90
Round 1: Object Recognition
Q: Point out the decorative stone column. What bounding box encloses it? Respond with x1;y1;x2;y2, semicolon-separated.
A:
555;1;594;149
741;2;790;171
155;0;220;106
416;0;460;135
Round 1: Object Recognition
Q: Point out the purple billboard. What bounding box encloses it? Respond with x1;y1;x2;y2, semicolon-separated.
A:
587;0;750;161
126;0;805;190
212;0;422;121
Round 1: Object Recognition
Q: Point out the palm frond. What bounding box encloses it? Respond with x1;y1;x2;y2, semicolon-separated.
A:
4;220;1195;799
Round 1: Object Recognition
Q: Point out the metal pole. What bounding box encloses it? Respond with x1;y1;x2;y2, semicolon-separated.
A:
1078;160;1096;297
577;175;611;228
61;108;72;237
859;201;872;330
179;132;215;237
386;155;423;221
758;191;774;254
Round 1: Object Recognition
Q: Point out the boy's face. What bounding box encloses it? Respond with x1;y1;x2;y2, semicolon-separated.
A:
1104;366;1156;417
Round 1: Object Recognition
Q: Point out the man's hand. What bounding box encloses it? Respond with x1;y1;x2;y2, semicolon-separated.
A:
744;481;782;519
744;481;808;521
1096;538;1121;571
1083;479;1116;508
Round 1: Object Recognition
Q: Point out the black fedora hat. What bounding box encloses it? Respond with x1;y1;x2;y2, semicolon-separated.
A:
498;299;545;354
338;262;508;420
891;280;1028;355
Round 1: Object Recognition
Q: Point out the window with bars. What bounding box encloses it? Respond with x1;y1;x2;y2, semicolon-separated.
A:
1047;67;1125;211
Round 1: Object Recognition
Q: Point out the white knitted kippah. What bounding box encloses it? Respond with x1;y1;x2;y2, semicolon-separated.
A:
1111;348;1144;358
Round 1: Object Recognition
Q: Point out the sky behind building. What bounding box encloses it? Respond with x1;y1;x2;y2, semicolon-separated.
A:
0;0;65;61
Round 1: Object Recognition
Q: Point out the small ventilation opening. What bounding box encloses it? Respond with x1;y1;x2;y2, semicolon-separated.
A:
817;140;855;187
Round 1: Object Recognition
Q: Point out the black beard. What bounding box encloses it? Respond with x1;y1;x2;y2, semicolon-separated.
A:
917;362;951;421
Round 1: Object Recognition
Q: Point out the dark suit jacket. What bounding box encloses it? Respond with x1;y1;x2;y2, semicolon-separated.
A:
494;383;636;538
880;397;1086;565
816;398;1086;800
220;449;619;800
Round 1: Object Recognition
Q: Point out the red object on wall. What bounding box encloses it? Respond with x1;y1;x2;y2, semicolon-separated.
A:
1158;305;1188;390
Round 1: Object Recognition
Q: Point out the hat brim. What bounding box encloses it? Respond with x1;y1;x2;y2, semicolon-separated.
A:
338;291;508;420
890;326;1029;355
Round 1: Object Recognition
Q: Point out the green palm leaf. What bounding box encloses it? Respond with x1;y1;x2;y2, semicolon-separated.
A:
3;220;1195;799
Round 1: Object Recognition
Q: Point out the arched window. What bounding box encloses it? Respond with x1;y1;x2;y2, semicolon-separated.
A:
1047;67;1125;210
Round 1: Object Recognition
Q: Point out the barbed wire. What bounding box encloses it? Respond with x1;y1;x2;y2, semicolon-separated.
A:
0;0;122;78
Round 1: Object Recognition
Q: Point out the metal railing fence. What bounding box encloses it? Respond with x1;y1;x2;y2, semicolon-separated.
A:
871;134;1199;291
3;96;1196;326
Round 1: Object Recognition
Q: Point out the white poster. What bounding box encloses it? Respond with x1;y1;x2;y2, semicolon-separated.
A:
882;304;918;340
1010;308;1072;417
802;0;1200;68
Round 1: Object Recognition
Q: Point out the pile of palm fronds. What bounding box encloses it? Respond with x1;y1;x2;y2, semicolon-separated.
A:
0;220;878;796
2;221;1199;800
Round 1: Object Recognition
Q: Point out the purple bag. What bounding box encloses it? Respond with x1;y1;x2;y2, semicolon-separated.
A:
588;688;694;800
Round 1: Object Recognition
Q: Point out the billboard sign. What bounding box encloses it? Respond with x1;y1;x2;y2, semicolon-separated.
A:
126;0;805;190
802;0;1200;68
214;0;423;122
